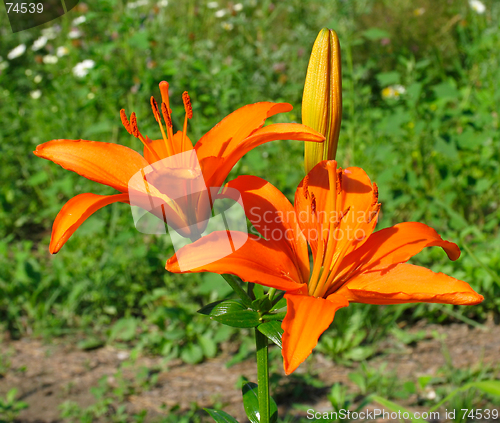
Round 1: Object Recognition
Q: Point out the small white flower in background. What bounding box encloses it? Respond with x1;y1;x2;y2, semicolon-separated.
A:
34;75;43;84
72;16;86;25
127;0;148;9
233;3;243;11
30;90;42;99
413;7;425;16
41;25;61;40
56;46;69;57
7;44;26;60
68;28;82;39
43;55;58;64
25;69;33;76
87;92;95;99
0;62;7;71
381;85;406;99
207;1;218;8
469;0;486;14
221;22;233;31
215;9;226;17
157;0;168;6
72;59;95;77
32;36;48;51
425;388;437;400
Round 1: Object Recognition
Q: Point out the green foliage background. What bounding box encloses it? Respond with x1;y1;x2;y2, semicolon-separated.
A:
0;0;499;373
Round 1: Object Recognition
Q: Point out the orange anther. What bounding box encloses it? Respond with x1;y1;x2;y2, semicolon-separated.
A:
120;109;133;135
150;96;161;123
130;112;140;138
161;102;172;128
182;91;193;119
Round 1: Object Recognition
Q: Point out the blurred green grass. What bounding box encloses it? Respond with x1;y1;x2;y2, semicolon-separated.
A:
0;0;499;366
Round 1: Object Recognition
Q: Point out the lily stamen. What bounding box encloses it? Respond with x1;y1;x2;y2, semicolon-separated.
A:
181;91;193;153
159;81;175;148
150;96;174;157
120;109;160;162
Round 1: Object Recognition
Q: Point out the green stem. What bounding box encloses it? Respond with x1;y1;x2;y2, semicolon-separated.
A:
222;274;253;308
255;328;270;423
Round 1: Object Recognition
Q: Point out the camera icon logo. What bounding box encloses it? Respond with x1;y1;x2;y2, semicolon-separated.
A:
128;150;248;271
4;0;79;33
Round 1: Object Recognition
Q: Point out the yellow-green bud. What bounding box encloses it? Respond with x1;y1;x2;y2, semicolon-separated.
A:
303;28;342;174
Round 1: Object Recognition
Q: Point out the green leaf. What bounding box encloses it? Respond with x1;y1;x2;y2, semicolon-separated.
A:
110;317;138;342
77;338;105;351
469;380;500;396
271;297;286;310
418;375;432;390
432;81;459;100
253;284;265;298
362;27;391;40
376;71;401;86
198;273;233;297
430;380;500;413
199;300;261;328
212;310;261;328
434;137;458;159
198;299;246;316
180;343;204;364
252;296;272;313
371;395;427;422
204;408;239;423
242;383;278;423
6;388;17;403
83;120;114;137
198;334;217;358
257;321;283;349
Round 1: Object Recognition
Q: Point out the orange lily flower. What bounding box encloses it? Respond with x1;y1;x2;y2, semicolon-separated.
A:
34;81;324;253
166;160;483;374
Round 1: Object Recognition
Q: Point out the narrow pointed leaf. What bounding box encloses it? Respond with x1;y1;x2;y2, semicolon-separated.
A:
252;296;272;313
371;396;427;422
212;310;261;328
271;296;286;310
469;380;500;396
198;299;246;316
257;321;283;349
242;383;278;423
204;408;239;423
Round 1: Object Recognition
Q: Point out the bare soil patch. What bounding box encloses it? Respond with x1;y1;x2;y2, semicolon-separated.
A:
1;322;499;422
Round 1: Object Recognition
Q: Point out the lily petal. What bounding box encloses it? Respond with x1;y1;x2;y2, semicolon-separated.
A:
202;123;325;188
338;263;483;305
166;231;304;291
282;290;349;374
225;175;310;284
195;102;293;160
338;222;461;280
50;193;129;254
35;140;149;193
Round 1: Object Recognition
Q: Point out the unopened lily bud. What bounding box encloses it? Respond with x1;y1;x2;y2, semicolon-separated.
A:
303;28;342;174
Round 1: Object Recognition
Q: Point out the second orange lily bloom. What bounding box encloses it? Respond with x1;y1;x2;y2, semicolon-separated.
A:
167;160;483;375
34;81;324;253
